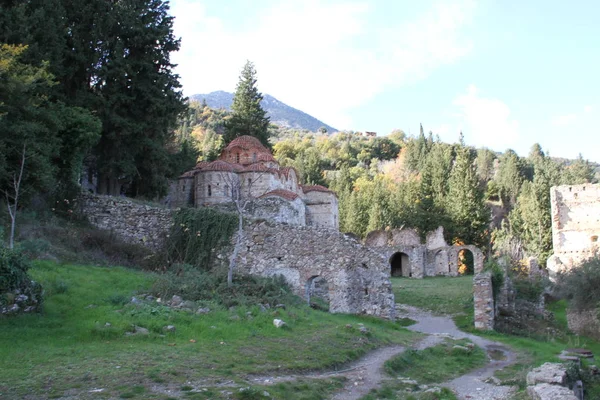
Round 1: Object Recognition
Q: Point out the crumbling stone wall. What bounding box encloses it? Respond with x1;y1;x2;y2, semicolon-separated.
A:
80;193;395;319
80;193;174;250
212;197;306;227
222;221;396;319
364;227;484;278
548;183;600;274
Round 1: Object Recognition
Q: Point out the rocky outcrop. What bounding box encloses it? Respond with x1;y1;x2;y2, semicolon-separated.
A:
526;363;578;400
527;383;578;400
0;281;43;316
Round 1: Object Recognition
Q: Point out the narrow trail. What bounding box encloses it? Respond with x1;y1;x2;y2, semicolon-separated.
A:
250;304;517;400
397;304;518;400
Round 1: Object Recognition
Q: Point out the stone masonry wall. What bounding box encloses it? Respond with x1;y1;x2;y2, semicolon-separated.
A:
222;221;396;319
213;197;306;226
80;193;174;250
548;183;600;274
80;194;395;319
473;272;495;330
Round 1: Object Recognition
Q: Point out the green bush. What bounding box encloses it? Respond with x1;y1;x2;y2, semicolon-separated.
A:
483;259;505;300
556;255;600;310
166;208;237;269
0;247;32;292
513;276;548;302
152;264;301;308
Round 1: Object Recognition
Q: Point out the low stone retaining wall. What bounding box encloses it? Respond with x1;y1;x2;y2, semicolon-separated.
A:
567;308;600;341
80;193;173;250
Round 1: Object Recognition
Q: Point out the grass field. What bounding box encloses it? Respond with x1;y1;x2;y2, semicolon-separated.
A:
0;261;420;399
392;276;474;315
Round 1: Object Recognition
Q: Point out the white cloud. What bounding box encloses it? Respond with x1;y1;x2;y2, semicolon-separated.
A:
584;105;593;113
451;85;519;149
551;114;578;126
170;0;476;129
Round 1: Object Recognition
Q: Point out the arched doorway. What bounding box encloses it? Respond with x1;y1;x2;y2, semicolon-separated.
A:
390;252;410;277
305;276;330;311
458;249;475;275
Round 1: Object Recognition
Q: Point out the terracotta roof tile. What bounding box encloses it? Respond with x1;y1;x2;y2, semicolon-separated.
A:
279;167;298;179
225;135;269;153
200;160;244;172
301;184;334;194
259;189;299;201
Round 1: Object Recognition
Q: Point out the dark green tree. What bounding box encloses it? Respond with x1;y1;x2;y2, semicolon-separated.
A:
224;61;270;147
446;145;490;247
494;149;527;207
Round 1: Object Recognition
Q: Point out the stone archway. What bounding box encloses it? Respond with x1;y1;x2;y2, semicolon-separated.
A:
458;248;475;275
305;275;330;311
390;252;410;277
448;245;484;276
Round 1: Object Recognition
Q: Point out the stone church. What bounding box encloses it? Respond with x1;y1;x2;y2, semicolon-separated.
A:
170;135;339;229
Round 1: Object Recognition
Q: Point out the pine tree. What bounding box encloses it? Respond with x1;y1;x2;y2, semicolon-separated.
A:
224;61;270;147
446;145;490;247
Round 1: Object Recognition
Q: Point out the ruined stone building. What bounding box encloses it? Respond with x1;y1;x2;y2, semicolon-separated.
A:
364;226;484;278
80;194;395;319
170;135;339;230
547;183;600;275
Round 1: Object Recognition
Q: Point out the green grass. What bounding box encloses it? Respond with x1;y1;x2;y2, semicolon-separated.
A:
0;261;421;399
392;276;474;315
383;339;487;383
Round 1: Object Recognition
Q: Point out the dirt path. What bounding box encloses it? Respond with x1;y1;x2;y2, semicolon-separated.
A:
250;344;411;399
397;304;518;400
249;305;517;400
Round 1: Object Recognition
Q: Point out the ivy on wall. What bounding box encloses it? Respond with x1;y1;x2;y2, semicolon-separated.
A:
166;208;237;269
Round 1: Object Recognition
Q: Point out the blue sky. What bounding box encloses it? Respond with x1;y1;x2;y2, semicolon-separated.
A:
170;0;600;161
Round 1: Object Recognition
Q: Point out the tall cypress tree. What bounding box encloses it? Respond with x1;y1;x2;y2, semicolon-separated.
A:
224;61;270;147
446;145;490;247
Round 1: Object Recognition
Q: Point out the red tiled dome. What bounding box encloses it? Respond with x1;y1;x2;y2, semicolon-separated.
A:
279;167;297;179
259;189;299;201
201;160;244;172
194;161;210;169
256;152;276;162
225;135;269;153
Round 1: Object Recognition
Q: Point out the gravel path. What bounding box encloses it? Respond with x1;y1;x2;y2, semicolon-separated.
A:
249;304;517;400
396;304;518;400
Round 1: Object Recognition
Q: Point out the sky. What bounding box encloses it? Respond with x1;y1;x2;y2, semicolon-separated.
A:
169;0;600;162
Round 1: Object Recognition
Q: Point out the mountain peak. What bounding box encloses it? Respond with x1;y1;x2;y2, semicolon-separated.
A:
190;91;337;133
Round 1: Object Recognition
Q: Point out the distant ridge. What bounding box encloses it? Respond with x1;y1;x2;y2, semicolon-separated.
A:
190;91;337;133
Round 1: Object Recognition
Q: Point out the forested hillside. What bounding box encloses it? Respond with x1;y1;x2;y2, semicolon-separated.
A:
177;107;598;266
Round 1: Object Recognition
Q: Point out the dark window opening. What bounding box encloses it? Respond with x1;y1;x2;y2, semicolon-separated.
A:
207;185;212;196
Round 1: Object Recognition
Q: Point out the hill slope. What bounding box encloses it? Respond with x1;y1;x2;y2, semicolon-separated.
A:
191;91;337;133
